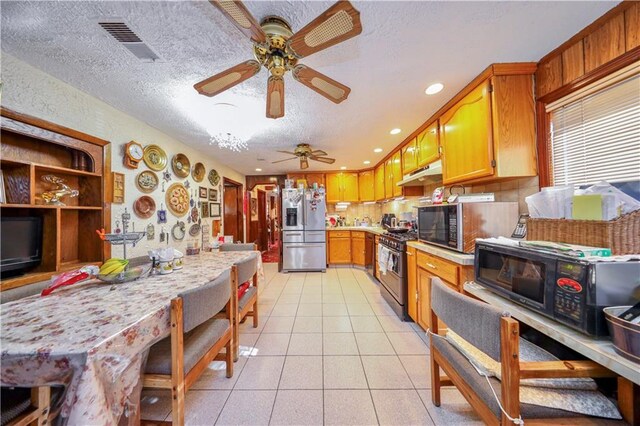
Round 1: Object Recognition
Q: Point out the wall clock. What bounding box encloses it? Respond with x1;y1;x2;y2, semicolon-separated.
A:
123;141;144;169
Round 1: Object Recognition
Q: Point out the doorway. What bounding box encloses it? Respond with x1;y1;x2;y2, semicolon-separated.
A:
223;177;244;243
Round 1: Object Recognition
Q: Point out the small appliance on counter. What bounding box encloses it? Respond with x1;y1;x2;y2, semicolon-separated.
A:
417;202;518;253
381;213;396;229
474;240;640;337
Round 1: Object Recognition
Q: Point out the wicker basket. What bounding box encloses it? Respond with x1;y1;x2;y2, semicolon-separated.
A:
527;210;640;255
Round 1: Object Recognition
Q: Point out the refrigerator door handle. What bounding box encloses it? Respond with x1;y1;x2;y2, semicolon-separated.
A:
302;198;307;226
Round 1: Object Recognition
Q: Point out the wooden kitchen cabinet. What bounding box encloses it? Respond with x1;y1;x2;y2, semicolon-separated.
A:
325;173;342;203
328;231;351;264
384;158;394;199
414;248;474;331
326;172;359;203
392;151;402;197
439;68;536;185
374;163;385;202
306;173;325;189
440;79;494;184
351;231;366;266
342;172;359;202
416;120;439;168
401;137;418;175
406;246;418;322
358;170;375;202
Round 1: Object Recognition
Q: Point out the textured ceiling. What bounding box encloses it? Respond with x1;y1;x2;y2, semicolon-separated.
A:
1;1;616;175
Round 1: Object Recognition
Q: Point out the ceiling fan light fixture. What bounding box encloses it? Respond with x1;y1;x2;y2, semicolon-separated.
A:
425;83;444;95
210;132;248;152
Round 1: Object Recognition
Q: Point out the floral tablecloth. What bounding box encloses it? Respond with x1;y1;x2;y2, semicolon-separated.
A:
1;251;263;425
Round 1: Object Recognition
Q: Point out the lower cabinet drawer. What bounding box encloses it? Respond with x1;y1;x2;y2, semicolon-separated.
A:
416;251;458;285
329;231;351;238
351;231;366;239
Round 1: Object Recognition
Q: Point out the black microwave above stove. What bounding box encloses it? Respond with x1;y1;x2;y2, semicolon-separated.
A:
474;241;640;337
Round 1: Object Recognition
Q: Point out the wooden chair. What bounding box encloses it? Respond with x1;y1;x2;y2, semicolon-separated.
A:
142;268;234;425
1;386;57;426
429;277;622;426
219;244;259;361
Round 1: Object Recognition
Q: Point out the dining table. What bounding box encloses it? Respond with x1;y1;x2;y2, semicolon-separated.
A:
1;250;263;425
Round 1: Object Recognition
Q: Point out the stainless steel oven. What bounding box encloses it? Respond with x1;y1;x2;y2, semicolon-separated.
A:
378;233;413;320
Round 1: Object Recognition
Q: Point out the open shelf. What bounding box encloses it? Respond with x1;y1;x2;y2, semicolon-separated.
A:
1;109;110;290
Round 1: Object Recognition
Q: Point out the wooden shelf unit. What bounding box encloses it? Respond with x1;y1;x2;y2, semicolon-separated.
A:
0;108;111;290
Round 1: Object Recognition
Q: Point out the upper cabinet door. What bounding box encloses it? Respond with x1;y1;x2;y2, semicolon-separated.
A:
287;173;306;184
392;151;403;197
401;137;418;175
374;163;385;201
358;170;374;202
416;121;439;168
342;172;360;202
440;79;494;185
325;173;342;203
384;158;394;199
306;173;325;189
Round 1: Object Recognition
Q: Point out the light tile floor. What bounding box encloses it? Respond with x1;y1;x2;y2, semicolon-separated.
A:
140;265;482;425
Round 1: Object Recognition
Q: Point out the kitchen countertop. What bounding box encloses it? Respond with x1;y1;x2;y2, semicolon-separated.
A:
325;226;386;235
407;241;475;266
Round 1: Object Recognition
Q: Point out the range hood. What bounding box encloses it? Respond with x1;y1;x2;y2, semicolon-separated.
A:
397;160;443;186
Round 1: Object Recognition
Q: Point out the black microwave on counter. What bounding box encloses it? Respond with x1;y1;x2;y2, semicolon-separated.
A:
474;241;640;337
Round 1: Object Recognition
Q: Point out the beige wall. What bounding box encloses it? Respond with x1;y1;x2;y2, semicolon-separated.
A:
1;54;246;258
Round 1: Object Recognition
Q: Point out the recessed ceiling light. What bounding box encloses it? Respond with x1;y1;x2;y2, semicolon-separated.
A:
374;148;383;153
425;83;444;95
363;160;371;165
255;168;262;172
390;128;401;135
340;166;347;170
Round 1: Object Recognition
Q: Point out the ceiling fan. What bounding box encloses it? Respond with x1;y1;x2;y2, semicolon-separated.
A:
194;1;363;119
272;143;336;170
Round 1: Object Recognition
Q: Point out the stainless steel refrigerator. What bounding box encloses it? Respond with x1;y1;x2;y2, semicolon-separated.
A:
282;188;326;272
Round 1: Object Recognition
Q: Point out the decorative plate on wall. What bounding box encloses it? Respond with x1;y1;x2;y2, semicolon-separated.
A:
172;153;191;178
165;183;190;217
133;195;156;219
192;162;206;182
172;221;186;241
208;169;220;186
143;145;168;171
136;170;159;193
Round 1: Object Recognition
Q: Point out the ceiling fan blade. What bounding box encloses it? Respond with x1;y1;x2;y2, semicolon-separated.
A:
300;157;309;170
309;156;336;164
311;149;328;156
292;65;351;104
272;157;297;164
286;1;362;58
194;60;261;97
266;76;285;119
209;0;267;44
276;150;298;156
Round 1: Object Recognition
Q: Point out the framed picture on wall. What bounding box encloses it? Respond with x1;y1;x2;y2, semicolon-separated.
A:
210;202;221;218
199;186;208;199
250;197;258;221
201;202;210;218
208;188;218;202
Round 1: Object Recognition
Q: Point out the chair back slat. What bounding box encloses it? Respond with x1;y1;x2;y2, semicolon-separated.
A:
235;253;258;284
430;277;507;361
179;269;231;333
219;243;256;252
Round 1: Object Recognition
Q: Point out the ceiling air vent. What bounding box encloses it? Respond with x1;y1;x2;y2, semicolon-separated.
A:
98;21;161;62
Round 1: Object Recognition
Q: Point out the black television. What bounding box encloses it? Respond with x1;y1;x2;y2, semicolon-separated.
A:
1;216;43;278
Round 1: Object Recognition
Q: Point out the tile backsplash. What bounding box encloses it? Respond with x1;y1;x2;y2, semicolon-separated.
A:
326;176;540;225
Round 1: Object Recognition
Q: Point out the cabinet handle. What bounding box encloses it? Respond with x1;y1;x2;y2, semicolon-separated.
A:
406;252;413;256
426;262;437;269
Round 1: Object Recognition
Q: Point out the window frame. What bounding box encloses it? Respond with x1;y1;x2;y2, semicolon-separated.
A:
535;50;640;188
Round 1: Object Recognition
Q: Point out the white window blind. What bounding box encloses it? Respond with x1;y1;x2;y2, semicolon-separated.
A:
548;72;640;187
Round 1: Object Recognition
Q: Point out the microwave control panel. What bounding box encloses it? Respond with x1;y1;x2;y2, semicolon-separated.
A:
448;213;458;246
553;262;587;323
